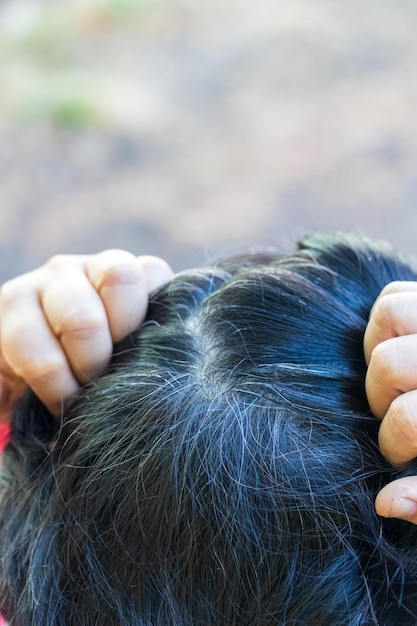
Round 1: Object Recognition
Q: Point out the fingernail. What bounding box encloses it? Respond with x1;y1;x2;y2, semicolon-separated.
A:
390;498;417;520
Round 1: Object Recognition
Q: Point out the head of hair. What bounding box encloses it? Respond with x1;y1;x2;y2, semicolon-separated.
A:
2;232;417;625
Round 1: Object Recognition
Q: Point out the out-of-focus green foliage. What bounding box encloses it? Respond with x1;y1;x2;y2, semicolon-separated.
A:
98;0;149;21
0;0;152;128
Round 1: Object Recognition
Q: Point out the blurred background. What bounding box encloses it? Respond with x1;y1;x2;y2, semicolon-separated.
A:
0;0;416;282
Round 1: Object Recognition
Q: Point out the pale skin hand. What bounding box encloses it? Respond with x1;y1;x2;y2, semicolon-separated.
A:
364;281;417;524
0;250;173;422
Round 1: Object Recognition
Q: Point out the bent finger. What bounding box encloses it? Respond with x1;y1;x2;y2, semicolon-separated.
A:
376;476;417;524
365;334;417;419
1;292;79;416
42;269;113;385
86;250;173;343
364;282;417;365
378;389;417;465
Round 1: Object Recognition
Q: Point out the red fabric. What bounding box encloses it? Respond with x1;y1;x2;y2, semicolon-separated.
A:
0;424;10;451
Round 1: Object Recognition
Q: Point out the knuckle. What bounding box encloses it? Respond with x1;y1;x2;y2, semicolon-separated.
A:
0;271;41;308
98;249;134;259
389;395;417;445
87;250;142;291
0;278;22;306
18;355;66;387
101;263;143;289
368;341;398;386
59;307;105;339
372;294;398;330
44;254;68;271
379;281;405;298
98;255;143;289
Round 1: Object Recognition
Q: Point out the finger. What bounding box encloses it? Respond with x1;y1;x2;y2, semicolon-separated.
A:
42;269;113;385
365;334;417;419
0;290;79;416
139;255;174;292
376;476;417;524
86;250;173;343
364;282;417;365
378;389;417;465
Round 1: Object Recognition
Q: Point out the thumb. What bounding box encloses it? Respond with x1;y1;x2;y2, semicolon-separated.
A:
376;476;417;524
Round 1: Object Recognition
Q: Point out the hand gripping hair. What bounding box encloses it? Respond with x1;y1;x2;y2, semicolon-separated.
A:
1;233;417;625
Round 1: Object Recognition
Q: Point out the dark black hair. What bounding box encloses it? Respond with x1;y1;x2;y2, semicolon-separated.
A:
2;232;417;625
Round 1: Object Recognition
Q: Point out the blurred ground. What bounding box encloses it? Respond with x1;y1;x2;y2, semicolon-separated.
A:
0;0;417;281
